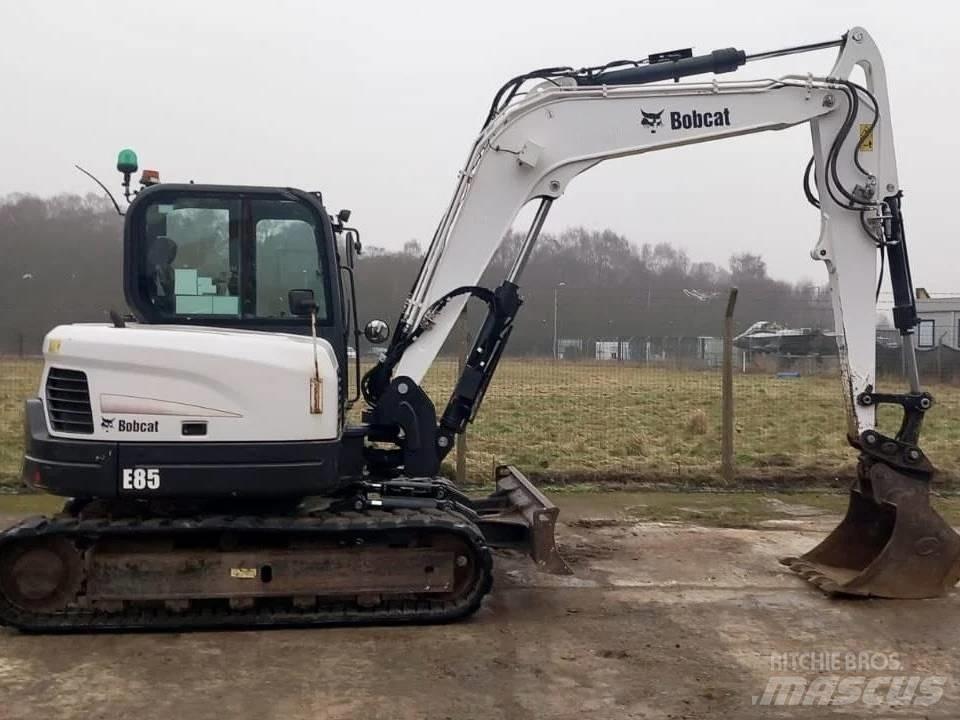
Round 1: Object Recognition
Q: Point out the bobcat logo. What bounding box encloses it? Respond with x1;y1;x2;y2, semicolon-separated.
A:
101;417;115;431
641;109;664;133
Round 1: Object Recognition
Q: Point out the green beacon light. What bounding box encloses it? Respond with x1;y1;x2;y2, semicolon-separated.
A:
117;149;139;202
117;148;138;175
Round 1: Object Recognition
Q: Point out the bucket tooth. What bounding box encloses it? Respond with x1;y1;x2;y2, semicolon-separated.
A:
819;579;841;594
783;461;960;599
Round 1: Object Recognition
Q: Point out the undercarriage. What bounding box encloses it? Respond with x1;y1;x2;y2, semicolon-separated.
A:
0;466;565;633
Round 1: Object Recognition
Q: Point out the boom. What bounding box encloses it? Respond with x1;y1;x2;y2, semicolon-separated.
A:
371;27;902;443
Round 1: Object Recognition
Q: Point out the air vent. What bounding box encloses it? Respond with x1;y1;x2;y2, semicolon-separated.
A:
45;368;94;434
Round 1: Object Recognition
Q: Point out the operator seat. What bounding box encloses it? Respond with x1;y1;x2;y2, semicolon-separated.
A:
146;234;177;313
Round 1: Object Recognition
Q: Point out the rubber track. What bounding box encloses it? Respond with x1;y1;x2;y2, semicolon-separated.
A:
0;507;493;633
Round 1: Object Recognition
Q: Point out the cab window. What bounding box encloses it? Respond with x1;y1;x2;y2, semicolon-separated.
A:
135;192;332;324
253;201;329;320
143;199;240;316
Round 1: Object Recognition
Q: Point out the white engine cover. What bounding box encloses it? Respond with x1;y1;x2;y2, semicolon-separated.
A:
41;324;340;443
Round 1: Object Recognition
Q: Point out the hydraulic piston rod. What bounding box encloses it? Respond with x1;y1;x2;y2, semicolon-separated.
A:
507;198;553;284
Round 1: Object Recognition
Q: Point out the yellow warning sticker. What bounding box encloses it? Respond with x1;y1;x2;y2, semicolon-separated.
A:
858;123;874;151
47;339;62;354
230;568;257;579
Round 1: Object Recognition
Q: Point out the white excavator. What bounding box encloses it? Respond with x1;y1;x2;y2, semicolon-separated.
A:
2;27;957;632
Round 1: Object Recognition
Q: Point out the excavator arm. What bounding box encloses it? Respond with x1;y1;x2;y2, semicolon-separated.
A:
364;27;960;598
371;30;888;433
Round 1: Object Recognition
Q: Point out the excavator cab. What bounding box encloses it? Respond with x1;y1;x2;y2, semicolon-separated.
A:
121;181;355;406
124;186;343;333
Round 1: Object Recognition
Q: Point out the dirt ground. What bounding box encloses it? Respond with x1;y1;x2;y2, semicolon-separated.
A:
1;492;959;720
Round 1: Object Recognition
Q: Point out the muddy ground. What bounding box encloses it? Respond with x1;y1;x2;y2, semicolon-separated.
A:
0;491;959;719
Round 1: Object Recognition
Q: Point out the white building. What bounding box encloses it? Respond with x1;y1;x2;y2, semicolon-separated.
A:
697;336;724;367
557;338;582;360
916;294;960;348
595;339;632;361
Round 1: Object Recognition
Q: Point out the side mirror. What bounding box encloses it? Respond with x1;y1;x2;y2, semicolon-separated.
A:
364;319;390;344
289;288;318;316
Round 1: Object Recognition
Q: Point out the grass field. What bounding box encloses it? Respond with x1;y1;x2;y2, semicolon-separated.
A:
2;357;959;488
421;359;960;485
0;359;39;488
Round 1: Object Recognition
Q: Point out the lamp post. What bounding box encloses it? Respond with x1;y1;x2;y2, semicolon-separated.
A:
553;282;566;360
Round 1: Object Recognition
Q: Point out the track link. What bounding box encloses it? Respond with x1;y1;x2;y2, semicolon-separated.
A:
0;506;493;633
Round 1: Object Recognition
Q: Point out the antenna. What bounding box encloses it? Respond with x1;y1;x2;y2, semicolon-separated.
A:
74;165;124;217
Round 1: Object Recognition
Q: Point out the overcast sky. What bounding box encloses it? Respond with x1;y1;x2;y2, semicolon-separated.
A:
2;0;956;292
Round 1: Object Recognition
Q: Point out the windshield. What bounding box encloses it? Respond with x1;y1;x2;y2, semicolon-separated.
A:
136;192;332;324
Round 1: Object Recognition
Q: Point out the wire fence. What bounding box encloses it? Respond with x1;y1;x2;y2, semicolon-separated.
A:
0;356;42;486
423;355;960;486
4;341;960;489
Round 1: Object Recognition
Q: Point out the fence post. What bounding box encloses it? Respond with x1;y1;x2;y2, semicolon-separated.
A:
721;288;739;483
938;341;943;383
456;308;469;485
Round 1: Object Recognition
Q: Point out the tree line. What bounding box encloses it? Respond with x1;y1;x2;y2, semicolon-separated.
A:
0;193;830;355
356;230;831;356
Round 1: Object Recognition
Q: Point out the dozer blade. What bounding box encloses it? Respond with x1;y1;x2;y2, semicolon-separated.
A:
474;465;572;575
781;461;960;599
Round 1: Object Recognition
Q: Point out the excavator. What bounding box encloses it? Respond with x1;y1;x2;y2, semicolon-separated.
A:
2;26;958;632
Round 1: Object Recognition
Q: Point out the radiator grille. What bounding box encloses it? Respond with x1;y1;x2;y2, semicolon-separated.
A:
45;368;94;434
